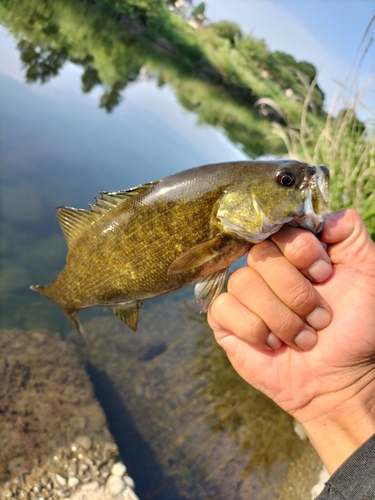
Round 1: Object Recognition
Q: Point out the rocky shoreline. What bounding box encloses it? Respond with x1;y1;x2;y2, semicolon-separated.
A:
0;329;139;500
1;437;139;500
0;321;326;499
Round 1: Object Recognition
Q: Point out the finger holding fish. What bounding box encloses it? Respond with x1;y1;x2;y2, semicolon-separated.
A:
271;225;332;282
247;238;332;324
208;291;274;350
209;230;333;352
209;270;319;353
232;267;321;351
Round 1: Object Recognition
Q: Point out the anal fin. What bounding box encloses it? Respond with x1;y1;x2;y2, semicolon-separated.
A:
110;302;143;331
194;268;228;313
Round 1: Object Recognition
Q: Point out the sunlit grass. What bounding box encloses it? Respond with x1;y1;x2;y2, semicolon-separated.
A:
272;82;374;238
260;18;375;239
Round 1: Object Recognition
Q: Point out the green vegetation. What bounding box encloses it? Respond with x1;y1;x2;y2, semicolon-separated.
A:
270;76;375;239
211;20;243;47
0;0;325;157
1;0;373;232
192;2;206;19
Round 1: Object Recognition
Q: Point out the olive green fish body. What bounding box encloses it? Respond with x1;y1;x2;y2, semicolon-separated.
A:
31;160;329;334
52;184;244;306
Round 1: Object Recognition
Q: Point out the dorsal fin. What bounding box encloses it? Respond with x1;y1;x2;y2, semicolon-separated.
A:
57;181;159;246
90;181;159;214
56;207;99;247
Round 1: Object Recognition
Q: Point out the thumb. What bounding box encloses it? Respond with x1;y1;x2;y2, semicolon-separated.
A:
322;209;375;266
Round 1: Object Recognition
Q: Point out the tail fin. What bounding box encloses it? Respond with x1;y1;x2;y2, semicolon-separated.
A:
30;284;55;302
30;284;48;295
30;285;86;337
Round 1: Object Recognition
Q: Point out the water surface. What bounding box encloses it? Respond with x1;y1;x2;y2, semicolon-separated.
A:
0;8;321;498
0;26;247;333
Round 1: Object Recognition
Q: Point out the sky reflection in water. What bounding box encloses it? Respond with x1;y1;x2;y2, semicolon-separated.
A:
0;29;247;333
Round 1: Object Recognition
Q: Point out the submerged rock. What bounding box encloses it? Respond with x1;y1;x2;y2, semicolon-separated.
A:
0;328;112;484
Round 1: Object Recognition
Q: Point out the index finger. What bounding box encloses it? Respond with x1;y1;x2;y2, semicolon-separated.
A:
245;238;332;343
271;226;332;283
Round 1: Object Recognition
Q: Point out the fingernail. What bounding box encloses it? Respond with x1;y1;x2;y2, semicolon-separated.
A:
306;307;331;330
324;211;345;229
266;332;283;350
326;211;345;221
307;259;332;282
294;329;317;351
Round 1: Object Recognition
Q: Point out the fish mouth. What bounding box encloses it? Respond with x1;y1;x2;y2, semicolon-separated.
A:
291;164;330;234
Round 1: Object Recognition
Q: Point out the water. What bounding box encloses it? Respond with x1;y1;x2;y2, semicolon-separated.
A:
0;3;321;498
0;26;248;333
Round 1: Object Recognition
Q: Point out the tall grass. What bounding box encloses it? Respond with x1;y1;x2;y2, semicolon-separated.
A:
260;18;375;239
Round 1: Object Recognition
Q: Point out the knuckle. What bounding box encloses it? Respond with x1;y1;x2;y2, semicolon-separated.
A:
274;309;301;336
228;267;253;294
209;292;230;318
287;281;315;312
249;239;277;263
288;235;314;261
230;308;270;346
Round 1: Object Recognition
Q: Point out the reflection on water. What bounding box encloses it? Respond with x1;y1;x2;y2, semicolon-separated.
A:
1;0;284;157
0;1;323;497
0;36;249;334
188;305;302;476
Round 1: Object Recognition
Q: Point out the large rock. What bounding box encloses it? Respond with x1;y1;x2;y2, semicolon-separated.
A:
0;328;112;484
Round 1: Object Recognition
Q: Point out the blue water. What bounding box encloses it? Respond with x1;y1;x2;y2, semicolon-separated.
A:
0;28;247;334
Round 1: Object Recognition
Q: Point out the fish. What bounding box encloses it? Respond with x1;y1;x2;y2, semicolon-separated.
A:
31;160;330;335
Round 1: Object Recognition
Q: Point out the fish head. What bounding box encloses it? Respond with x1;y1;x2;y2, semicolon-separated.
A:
217;160;330;242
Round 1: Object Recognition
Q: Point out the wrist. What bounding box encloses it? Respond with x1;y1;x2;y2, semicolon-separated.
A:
297;371;375;474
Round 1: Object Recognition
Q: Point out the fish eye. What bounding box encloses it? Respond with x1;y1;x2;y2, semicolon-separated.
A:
276;171;296;187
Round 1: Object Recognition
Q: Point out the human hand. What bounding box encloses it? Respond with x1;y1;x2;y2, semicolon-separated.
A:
208;209;375;472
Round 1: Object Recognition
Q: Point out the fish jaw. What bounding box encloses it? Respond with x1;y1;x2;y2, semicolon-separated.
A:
290;164;330;234
289;188;325;233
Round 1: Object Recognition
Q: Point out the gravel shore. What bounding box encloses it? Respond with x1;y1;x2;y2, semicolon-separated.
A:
1;436;139;499
0;329;139;500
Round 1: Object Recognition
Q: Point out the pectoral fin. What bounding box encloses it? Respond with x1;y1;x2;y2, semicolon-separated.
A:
168;234;227;274
110;302;143;331
194;268;228;313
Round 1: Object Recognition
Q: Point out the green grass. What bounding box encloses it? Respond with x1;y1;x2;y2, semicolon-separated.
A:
266;21;375;240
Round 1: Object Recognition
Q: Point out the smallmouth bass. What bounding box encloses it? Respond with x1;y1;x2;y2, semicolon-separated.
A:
31;160;329;335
